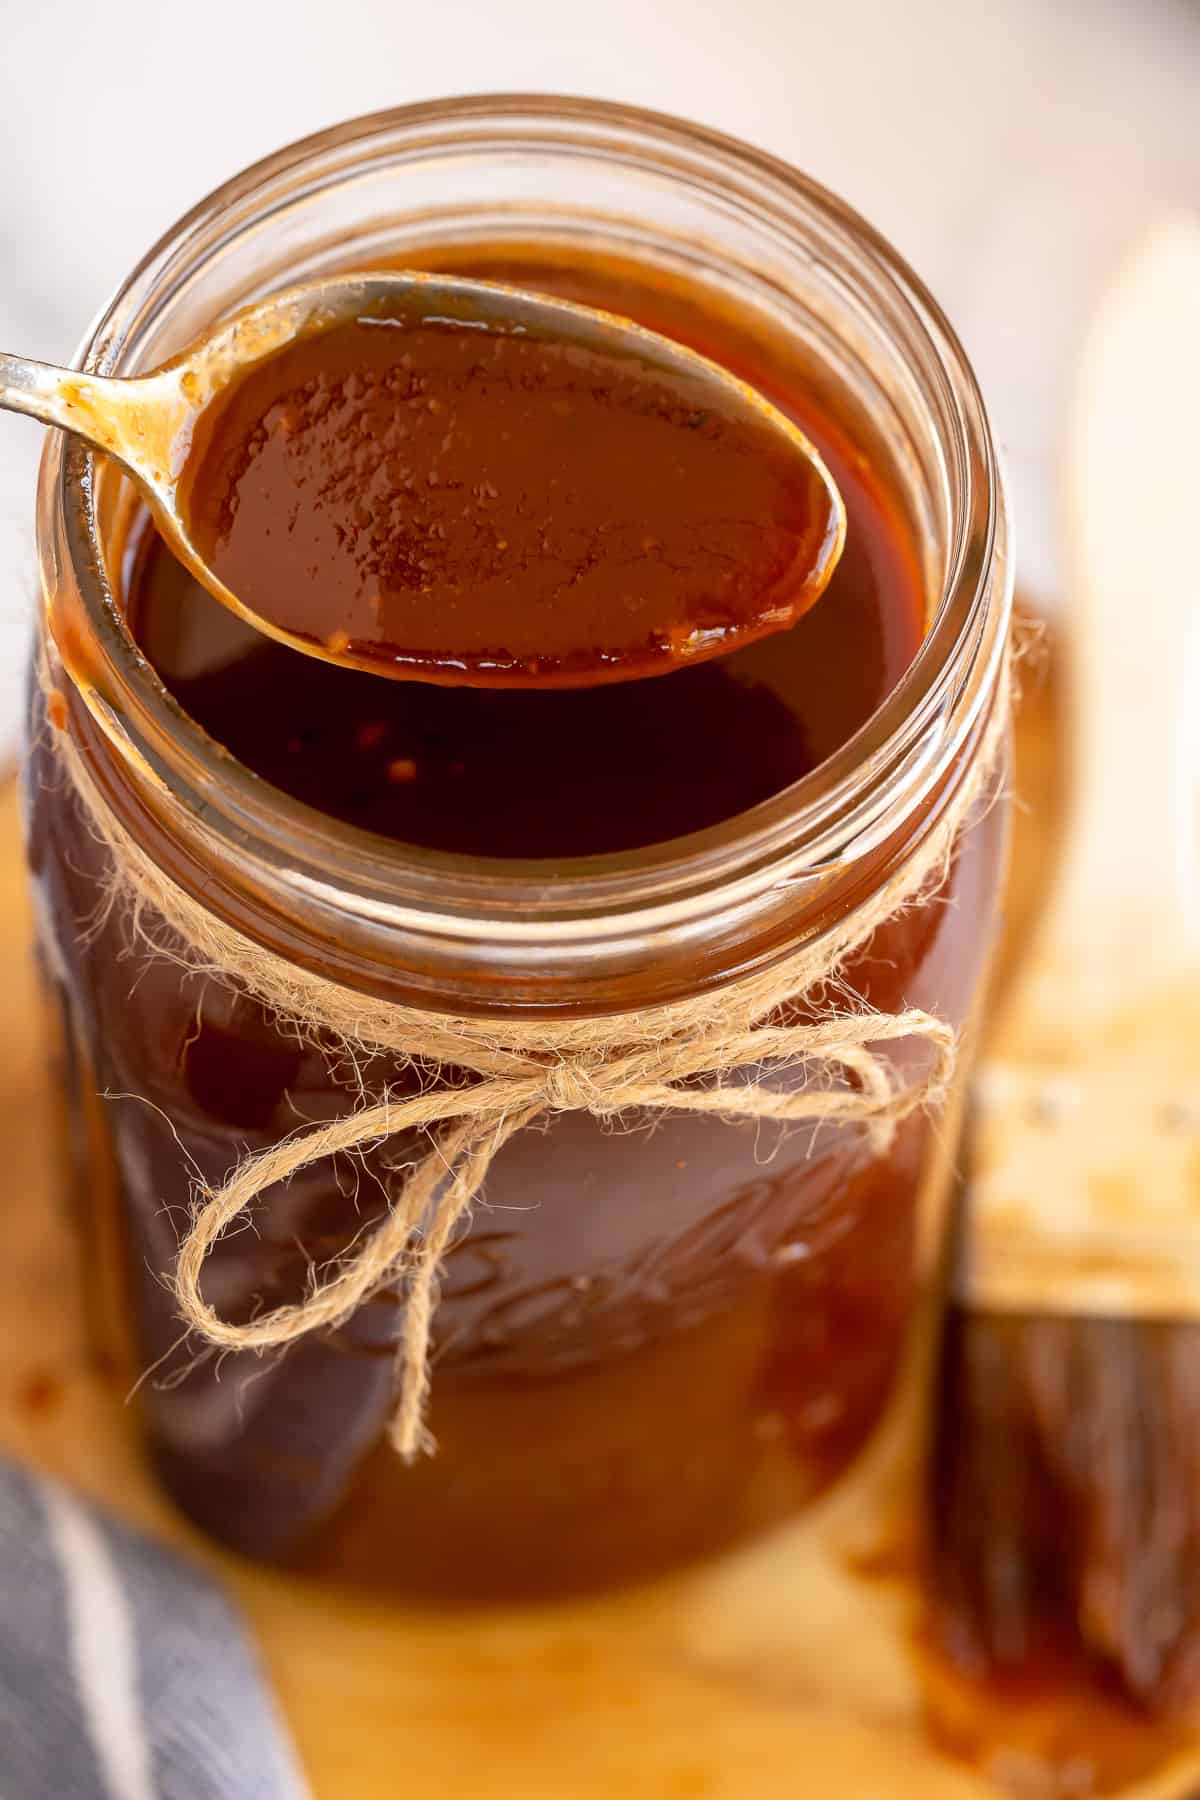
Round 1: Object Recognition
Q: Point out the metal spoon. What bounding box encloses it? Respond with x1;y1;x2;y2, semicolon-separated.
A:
0;273;846;687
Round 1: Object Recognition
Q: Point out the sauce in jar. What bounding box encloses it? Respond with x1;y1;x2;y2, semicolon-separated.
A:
29;226;1008;1599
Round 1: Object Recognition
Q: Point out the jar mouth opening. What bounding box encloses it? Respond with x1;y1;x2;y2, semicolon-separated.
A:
45;93;1003;943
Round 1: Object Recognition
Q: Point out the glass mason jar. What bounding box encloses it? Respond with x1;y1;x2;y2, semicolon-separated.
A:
26;95;1011;1600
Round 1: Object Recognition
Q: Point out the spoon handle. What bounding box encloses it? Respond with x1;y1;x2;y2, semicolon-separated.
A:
0;353;128;457
0;353;187;501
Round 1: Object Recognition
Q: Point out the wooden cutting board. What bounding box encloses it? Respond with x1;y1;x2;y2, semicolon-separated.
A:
3;621;1195;1799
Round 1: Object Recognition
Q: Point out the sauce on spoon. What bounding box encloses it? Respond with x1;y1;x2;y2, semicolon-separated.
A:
177;297;844;688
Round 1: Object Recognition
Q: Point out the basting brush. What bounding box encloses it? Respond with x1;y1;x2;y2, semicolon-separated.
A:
928;218;1200;1716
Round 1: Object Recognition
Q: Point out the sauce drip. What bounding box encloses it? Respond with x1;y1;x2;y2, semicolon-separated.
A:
180;310;842;688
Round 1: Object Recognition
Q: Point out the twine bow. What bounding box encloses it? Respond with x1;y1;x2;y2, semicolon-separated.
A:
175;1007;954;1456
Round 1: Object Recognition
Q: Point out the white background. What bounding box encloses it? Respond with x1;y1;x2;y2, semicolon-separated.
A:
1;0;1197;751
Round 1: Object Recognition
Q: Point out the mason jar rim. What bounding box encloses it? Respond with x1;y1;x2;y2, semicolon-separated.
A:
39;93;1008;1001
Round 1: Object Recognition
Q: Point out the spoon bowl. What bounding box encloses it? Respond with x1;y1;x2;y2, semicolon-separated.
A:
1;273;846;686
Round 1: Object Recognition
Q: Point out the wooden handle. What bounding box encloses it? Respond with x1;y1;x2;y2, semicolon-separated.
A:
1043;219;1200;988
964;222;1200;1314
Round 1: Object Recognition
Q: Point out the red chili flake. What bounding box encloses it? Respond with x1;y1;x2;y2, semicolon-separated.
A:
387;758;418;784
355;721;388;753
266;401;304;438
17;1370;62;1417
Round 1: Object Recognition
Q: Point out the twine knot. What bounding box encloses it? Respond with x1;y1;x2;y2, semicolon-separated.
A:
542;1058;613;1115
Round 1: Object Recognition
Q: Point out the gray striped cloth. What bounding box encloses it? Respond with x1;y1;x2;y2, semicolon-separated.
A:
0;1460;309;1800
